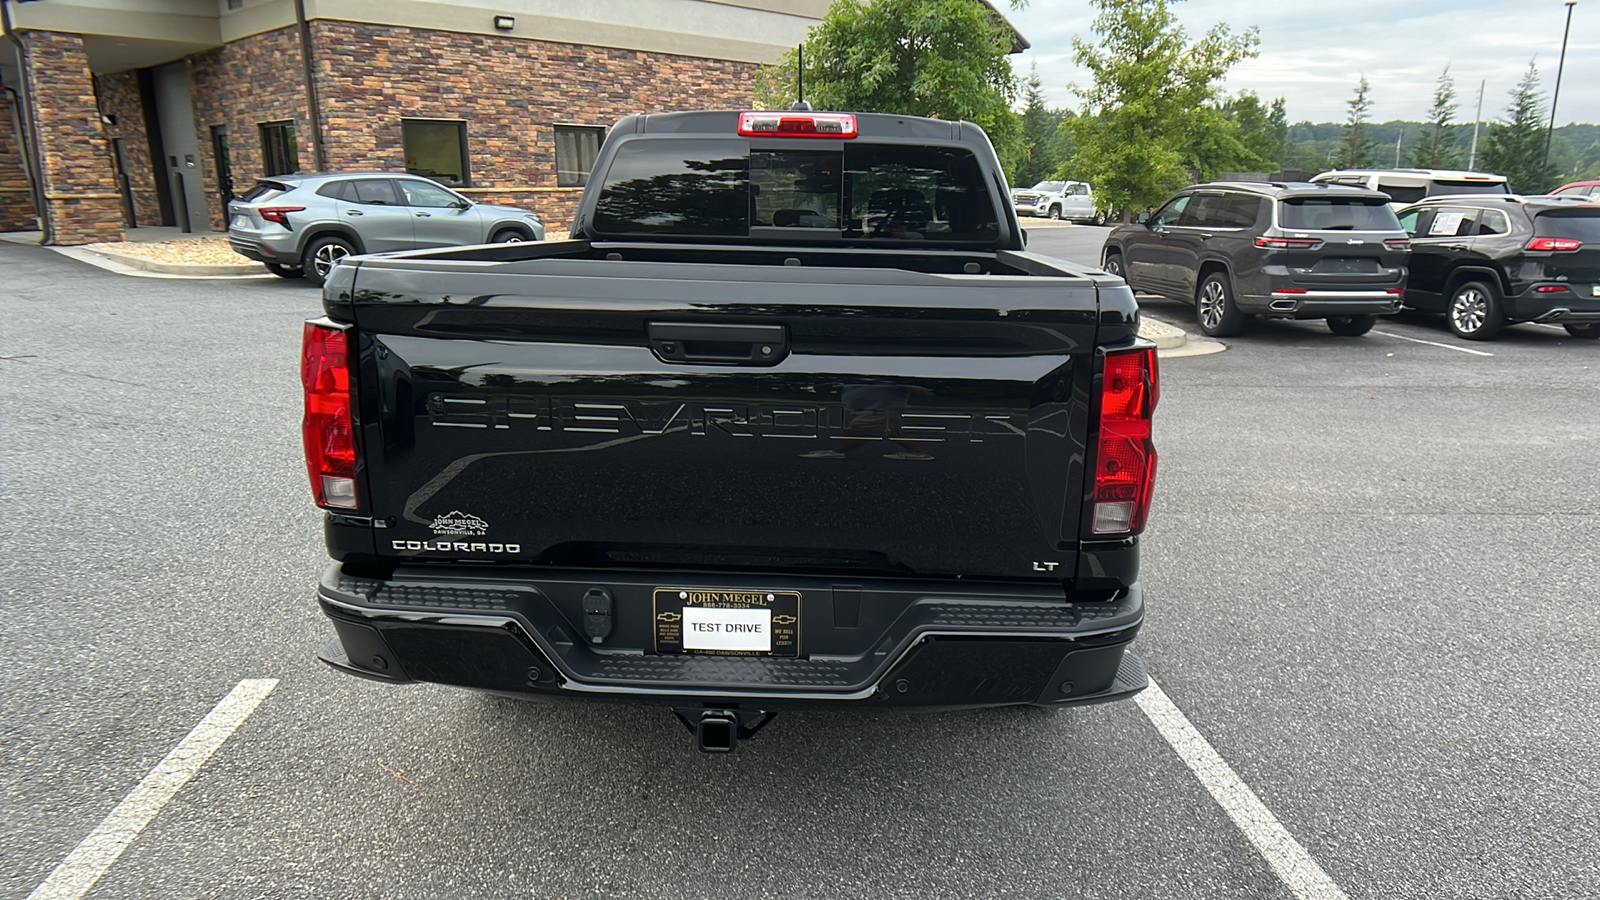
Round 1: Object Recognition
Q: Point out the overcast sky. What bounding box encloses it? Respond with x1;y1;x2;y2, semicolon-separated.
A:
1004;0;1598;125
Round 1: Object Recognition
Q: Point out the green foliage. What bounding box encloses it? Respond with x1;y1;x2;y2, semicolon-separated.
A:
1014;65;1072;188
1480;60;1549;192
1409;65;1458;169
754;0;1024;177
1064;0;1259;218
1339;76;1375;168
1221;91;1283;169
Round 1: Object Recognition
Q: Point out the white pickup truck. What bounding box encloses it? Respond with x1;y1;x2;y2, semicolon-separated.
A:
1011;180;1105;225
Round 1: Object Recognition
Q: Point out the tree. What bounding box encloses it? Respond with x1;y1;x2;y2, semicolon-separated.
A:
1338;76;1375;168
1014;65;1066;188
1481;60;1548;192
754;0;1025;176
1064;0;1259;219
1223;91;1284;170
1409;65;1458;169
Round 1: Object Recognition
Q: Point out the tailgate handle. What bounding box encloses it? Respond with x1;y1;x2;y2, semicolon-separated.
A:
648;322;788;366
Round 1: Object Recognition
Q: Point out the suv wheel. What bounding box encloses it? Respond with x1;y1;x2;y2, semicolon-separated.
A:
264;262;302;279
302;236;355;288
1196;272;1246;337
1102;251;1125;280
1564;323;1600;339
1326;315;1377;336
1047;205;1062;220
1447;280;1505;340
491;228;526;243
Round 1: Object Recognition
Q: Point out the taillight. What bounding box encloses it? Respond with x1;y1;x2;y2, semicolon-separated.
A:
1527;237;1582;252
1384;238;1411;250
1090;347;1158;536
1255;236;1323;250
737;111;858;138
1534;284;1569;293
260;206;305;228
301;319;358;510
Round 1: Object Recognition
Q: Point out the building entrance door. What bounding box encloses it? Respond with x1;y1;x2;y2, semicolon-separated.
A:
151;62;208;232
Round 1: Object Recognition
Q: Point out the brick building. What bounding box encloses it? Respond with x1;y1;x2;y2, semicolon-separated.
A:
0;0;830;244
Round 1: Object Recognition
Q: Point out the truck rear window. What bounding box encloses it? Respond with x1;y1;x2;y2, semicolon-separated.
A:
1279;198;1401;231
1534;210;1600;242
591;139;1000;242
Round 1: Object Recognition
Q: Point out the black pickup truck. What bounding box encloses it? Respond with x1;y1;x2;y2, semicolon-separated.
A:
302;110;1159;751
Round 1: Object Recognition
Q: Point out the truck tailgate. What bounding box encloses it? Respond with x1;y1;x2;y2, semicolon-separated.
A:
345;254;1106;582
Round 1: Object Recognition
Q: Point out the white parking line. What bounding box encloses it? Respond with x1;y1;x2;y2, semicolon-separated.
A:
27;679;279;900
1371;330;1494;357
1137;679;1351;900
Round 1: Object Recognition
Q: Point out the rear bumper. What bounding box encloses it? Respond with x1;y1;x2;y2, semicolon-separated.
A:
1504;286;1600;323
227;229;297;263
1241;289;1404;319
315;563;1146;709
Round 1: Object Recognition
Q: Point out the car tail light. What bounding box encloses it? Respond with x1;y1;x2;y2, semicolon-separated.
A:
1255;236;1323;249
1090;348;1159;536
1384;238;1411;250
1526;237;1582;252
301;319;358;510
260;206;305;228
738;111;857;138
1273;288;1309;295
1534;284;1569;293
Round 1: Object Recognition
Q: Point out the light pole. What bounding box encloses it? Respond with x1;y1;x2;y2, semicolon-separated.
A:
1540;0;1577;190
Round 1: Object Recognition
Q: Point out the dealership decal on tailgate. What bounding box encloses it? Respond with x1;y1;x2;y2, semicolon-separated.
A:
654;589;801;657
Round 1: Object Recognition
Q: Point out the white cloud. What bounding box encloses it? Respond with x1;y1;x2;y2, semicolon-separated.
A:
1007;0;1597;124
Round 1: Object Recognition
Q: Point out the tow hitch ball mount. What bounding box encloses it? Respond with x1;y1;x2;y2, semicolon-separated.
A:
672;707;777;753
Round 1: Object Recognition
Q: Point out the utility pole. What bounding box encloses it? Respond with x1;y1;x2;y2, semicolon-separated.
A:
1540;0;1578;190
1468;79;1485;170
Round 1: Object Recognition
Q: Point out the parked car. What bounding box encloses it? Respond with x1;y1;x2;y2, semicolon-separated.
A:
227;172;545;286
1311;168;1509;209
1011;180;1106;224
1395;194;1600;340
303;109;1157;752
1549;180;1600;200
1101;181;1410;337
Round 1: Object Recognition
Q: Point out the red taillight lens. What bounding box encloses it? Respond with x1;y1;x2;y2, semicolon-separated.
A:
1526;237;1582;252
1255;236;1323;250
301;320;358;509
260;206;305;228
1534;284;1569;293
737;111;858;138
1091;347;1158;536
1384;238;1411;250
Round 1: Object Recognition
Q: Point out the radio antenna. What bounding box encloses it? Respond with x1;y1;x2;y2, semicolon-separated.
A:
792;45;811;111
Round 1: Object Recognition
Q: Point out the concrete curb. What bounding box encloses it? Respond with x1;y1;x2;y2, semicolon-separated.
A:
48;246;275;280
74;245;264;276
1140;313;1227;358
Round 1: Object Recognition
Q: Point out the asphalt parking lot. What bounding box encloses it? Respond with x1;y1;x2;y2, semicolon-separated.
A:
3;234;1597;899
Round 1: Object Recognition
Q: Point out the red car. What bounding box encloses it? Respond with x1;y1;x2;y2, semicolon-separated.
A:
1549;180;1600;199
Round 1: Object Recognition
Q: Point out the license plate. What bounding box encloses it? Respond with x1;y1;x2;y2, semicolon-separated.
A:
1592;285;1599;297
1316;258;1378;274
653;588;800;657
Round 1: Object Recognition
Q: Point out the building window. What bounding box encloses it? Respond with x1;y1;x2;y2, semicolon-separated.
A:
402;119;469;187
555;125;604;187
260;122;298;176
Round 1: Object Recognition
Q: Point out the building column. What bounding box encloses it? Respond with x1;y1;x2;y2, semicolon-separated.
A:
0;86;40;231
18;30;125;244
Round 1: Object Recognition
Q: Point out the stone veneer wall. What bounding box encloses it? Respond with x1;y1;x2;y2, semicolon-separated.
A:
18;31;124;244
0;89;38;231
189;27;311;231
309;21;758;225
94;70;161;227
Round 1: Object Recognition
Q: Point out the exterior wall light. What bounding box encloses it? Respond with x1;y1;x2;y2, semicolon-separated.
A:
493;15;514;30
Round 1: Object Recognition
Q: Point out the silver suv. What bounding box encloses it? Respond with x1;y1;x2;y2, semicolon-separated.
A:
227;172;546;286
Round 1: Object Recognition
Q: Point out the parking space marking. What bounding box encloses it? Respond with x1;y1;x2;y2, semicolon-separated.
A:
27;679;279;900
1371;330;1494;357
1137;679;1350;900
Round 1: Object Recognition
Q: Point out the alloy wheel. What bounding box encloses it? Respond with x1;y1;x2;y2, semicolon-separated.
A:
1450;287;1488;335
314;243;350;278
1199;280;1228;330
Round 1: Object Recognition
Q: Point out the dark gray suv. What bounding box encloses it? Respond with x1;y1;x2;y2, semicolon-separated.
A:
1101;182;1411;336
227;172;545;286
